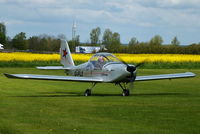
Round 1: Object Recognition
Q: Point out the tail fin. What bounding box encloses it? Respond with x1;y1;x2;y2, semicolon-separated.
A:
60;40;75;67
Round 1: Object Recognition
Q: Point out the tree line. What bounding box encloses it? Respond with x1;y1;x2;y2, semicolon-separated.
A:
0;22;200;54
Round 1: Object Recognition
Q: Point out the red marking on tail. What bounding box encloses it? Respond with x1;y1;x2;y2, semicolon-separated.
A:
63;49;68;58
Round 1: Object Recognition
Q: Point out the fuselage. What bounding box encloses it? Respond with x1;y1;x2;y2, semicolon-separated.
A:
67;62;136;83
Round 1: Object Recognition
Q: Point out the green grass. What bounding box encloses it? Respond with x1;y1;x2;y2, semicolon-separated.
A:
0;68;200;134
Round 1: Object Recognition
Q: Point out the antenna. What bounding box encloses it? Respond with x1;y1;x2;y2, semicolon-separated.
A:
72;20;76;41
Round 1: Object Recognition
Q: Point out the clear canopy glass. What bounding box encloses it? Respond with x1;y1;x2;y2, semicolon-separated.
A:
89;53;121;63
88;53;121;70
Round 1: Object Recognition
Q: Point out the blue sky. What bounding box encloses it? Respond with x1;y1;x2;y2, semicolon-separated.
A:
0;0;199;45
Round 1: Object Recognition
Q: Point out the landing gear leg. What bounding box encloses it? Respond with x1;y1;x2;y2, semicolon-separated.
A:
118;83;130;96
84;83;96;96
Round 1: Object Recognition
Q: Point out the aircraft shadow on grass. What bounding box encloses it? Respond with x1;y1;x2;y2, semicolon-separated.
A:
11;91;189;98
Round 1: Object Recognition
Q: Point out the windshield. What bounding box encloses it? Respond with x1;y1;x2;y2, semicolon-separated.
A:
88;53;121;70
90;53;121;63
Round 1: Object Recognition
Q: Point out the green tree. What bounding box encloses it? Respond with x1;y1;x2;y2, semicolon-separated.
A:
12;32;28;50
90;27;101;44
109;32;121;52
4;36;12;49
149;35;163;46
111;32;120;45
102;28;112;46
0;22;6;45
171;36;180;46
102;28;121;51
128;37;138;46
68;35;80;52
128;37;139;53
51;39;60;52
28;35;61;52
28;36;39;50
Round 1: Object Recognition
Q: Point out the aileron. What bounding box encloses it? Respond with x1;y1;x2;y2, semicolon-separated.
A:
135;72;196;81
4;73;103;82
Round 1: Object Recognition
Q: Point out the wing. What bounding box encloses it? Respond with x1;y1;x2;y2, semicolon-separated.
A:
36;66;72;70
4;73;103;82
135;72;196;81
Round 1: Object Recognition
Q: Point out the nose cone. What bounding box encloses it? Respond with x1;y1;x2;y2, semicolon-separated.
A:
126;65;136;73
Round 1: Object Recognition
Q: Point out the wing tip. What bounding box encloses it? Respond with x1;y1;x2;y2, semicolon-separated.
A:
185;72;196;77
4;73;16;78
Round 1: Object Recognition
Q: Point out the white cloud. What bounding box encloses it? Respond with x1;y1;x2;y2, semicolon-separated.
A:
136;0;200;8
1;0;199;27
0;0;199;44
162;0;200;6
1;0;57;5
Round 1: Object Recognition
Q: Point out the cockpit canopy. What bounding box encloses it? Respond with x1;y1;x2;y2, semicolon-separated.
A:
88;53;121;70
90;53;121;63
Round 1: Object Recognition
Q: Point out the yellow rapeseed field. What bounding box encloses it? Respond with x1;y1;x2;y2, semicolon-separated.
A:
0;52;200;63
115;54;200;63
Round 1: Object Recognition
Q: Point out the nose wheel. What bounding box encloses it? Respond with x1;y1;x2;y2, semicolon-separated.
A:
122;89;130;96
118;83;130;96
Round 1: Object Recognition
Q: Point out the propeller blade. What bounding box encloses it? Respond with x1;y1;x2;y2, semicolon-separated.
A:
135;62;145;68
119;58;147;92
117;55;129;67
120;60;129;67
129;81;134;90
129;72;134;90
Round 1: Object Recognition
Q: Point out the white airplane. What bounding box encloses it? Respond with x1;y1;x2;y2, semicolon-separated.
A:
4;40;196;96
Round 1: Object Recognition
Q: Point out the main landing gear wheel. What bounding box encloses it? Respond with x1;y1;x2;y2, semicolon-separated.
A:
84;83;96;96
122;89;130;96
84;89;91;96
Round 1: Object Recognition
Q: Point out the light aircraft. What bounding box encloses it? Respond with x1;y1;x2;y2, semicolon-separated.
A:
4;40;196;96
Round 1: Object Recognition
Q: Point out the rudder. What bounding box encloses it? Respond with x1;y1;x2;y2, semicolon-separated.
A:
60;40;75;67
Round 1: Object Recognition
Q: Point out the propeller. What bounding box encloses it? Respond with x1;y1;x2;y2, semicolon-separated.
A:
121;60;145;90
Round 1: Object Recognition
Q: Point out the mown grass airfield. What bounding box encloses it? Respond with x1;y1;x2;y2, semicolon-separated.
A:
0;41;200;133
0;67;199;134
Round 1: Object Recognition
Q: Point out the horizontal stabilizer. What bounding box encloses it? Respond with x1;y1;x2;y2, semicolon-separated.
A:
4;73;103;82
136;72;196;81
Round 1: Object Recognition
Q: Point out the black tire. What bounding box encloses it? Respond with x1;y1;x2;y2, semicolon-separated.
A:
122;89;130;96
84;89;91;96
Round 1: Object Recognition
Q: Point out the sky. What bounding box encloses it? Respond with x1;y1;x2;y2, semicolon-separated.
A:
0;0;200;45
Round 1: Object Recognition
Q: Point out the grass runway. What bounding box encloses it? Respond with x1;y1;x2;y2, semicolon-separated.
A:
0;68;200;134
